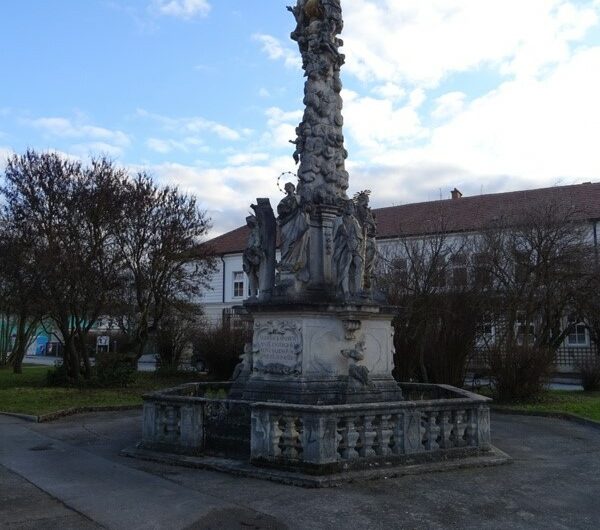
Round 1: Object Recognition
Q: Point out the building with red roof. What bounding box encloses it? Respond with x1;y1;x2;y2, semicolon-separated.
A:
201;182;600;375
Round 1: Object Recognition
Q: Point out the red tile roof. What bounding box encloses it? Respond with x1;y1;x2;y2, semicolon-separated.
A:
208;182;600;255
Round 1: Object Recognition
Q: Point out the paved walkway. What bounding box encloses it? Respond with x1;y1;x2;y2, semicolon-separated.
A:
1;410;599;529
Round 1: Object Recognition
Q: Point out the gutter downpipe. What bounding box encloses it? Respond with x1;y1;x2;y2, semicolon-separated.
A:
220;255;226;304
594;220;599;270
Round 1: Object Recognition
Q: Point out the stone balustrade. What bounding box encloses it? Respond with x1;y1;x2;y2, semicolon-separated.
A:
250;384;491;472
141;383;251;458
140;382;491;472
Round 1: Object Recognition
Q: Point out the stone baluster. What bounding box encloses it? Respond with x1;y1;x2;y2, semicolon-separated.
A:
375;414;394;457
390;413;404;455
476;406;492;450
465;409;478;446
338;417;360;460
360;415;377;457
427;412;441;451
451;409;467;448
404;411;423;454
272;416;285;458
438;410;452;449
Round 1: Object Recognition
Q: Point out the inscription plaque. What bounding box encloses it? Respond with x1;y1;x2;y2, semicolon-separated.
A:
253;320;302;376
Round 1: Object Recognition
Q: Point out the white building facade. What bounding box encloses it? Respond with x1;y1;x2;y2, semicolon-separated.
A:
201;183;600;374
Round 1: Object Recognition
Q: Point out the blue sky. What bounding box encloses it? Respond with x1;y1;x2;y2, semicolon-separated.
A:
2;0;600;235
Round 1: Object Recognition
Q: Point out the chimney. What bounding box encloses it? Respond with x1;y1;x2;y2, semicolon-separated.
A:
451;188;463;200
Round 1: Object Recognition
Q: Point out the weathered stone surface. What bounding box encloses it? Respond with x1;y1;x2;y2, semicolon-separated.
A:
252;319;303;376
249;384;493;472
137;0;499;479
244;199;277;302
140;382;493;471
288;0;348;206
240;302;402;404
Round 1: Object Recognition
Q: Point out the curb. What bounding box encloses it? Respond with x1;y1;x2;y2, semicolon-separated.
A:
0;411;39;422
491;407;600;431
122;445;511;488
0;405;142;423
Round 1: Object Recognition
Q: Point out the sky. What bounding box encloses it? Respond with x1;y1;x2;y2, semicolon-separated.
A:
2;0;600;236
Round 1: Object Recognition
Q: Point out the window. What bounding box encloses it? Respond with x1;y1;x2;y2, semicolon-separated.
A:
392;257;408;286
431;258;447;289
233;271;244;298
514;251;531;284
516;312;535;345
567;317;588;346
451;254;468;288
476;321;495;347
473;253;492;287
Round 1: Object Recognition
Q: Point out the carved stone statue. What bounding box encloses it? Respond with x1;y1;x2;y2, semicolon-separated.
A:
354;191;377;290
244;200;277;302
277;182;311;283
231;343;253;382
243;215;261;299
333;199;364;298
287;0;348;205
341;335;370;386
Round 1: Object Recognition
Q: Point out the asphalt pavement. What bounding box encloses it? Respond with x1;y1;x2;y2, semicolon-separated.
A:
1;409;599;529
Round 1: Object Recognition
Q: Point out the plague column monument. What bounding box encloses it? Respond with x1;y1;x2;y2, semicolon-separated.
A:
235;0;403;405
138;0;499;482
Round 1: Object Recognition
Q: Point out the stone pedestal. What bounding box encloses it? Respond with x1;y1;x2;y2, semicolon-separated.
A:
235;301;403;405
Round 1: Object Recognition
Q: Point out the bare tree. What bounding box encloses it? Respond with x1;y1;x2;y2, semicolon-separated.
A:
155;302;201;372
0;222;44;372
1;151;127;380
474;198;595;399
575;256;600;350
378;215;485;386
113;173;215;361
480;198;592;353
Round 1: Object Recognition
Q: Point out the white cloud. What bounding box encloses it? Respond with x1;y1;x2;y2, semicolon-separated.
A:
153;0;210;19
431;92;467;120
351;46;600;203
342;89;427;154
253;34;301;70
226;152;269;166
372;83;406;101
71;142;126;158
29;117;131;147
259;107;303;150
137;109;241;141
147;138;181;154
0;146;14;169
147;155;296;235
343;0;599;86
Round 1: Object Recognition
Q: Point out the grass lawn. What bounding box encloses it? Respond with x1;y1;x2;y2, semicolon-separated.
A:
3;367;600;423
0;365;205;417
495;390;600;422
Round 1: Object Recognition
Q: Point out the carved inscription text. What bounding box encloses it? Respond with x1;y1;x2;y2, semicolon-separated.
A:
253;320;303;376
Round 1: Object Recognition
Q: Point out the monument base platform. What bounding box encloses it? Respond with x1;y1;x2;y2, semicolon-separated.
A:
123;444;510;488
236;375;403;405
232;301;403;405
137;382;499;484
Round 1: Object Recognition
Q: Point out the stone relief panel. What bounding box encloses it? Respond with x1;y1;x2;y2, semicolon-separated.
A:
360;332;384;374
253;320;303;376
306;327;343;376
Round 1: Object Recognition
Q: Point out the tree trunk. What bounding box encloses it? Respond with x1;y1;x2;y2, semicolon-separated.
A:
134;313;149;361
74;325;92;379
60;330;80;383
9;315;29;374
